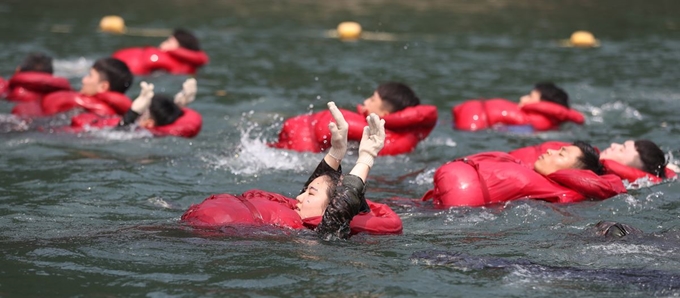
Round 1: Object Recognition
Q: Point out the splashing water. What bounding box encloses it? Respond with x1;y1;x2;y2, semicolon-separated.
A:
204;117;319;176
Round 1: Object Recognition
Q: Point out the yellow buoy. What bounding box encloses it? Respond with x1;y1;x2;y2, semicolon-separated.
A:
99;15;126;34
337;22;362;41
569;30;598;48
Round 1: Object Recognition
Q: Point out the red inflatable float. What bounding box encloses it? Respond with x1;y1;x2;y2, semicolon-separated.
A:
112;47;209;75
41;90;131;116
2;72;71;103
271;104;438;156
181;189;403;235
68;107;202;138
508;141;677;184
421;151;626;208
453;98;585;131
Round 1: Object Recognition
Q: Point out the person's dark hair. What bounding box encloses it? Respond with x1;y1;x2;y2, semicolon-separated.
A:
572;140;605;175
18;52;54;74
376;82;420;113
149;94;184;126
315;174;364;240
173;28;200;51
92;58;133;94
534;82;569;108
635;140;667;178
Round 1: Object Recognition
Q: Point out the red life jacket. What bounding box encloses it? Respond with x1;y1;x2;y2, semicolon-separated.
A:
181;189;403;235
0;77;7;97
3;72;71;102
147;108;202;138
34;90;132;117
508;141;677;183
421;152;626;208
112;47;209;75
68;107;202;138
271;104;438;156
453;98;584;131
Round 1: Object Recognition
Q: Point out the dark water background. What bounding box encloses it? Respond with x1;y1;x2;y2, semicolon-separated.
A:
1;0;680;296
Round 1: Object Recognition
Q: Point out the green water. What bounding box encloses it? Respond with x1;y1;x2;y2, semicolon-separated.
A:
1;0;680;296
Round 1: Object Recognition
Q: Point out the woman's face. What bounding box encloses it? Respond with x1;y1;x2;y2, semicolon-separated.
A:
534;145;583;175
295;176;331;220
599;140;643;169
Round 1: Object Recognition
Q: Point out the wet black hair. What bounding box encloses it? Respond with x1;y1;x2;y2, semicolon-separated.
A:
573;140;605;175
149;94;184;126
635;139;667;178
92;57;133;94
173;28;201;51
534;82;569;108
18;52;53;74
315;174;364;240
593;221;643;238
376;82;420;113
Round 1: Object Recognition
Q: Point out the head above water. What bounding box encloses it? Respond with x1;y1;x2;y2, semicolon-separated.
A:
600;139;666;178
361;82;420;117
519;82;569;108
80;58;133;96
17;52;54;74
295;171;341;220
140;94;184;128
534;140;604;176
159;28;201;51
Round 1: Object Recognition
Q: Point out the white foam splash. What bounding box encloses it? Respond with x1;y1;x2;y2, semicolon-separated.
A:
579;101;642;124
82;126;153;140
204;121;317;176
0;114;30;132
411;168;435;185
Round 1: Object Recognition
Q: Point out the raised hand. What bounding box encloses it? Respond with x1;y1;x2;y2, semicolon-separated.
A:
131;81;154;114
327;101;349;161
174;78;197;107
356;113;386;168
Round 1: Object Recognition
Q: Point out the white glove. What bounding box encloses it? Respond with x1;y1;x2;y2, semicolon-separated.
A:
174;78;197;107
327;101;348;161
131;81;154;114
356;113;385;168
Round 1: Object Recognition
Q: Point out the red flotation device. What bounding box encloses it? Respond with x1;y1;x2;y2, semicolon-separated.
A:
68;107;202;138
37;91;131;117
421;152;626;208
0;77;7;97
147;107;202;138
181;189;403;235
271;104;438;156
112;47;209;75
508;141;677;184
3;72;71;103
453;98;584;131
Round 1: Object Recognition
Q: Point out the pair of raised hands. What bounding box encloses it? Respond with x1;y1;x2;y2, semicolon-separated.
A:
327;101;385;168
130;78;198;114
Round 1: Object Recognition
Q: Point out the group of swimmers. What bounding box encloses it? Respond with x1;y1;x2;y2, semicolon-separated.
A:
1;29;204;137
1;27;674;240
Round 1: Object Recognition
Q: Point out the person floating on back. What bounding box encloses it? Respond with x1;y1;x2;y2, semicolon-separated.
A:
182;102;402;239
12;57;133;118
271;82;438;156
112;28;209;75
453;82;585;132
421;141;626;208
1;52;71;104
69;78;202;138
508;139;675;184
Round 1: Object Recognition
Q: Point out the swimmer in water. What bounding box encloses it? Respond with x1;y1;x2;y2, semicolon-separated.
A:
117;78;197;129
